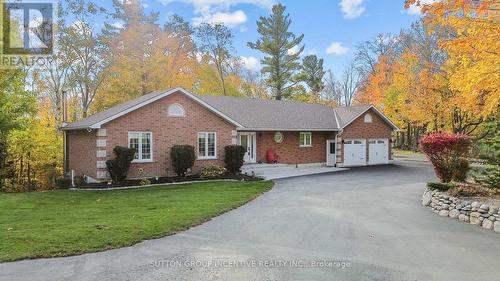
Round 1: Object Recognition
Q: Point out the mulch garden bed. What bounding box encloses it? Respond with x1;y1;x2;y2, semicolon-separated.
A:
75;173;263;189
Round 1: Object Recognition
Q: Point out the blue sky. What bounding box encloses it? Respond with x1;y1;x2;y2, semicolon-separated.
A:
101;0;425;77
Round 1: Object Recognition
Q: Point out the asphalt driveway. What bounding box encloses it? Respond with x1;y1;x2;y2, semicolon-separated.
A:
1;159;499;281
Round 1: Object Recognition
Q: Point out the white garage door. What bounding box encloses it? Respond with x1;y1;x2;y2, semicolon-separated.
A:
343;139;366;166
369;138;389;164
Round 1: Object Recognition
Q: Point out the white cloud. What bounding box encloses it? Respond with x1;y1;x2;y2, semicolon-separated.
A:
110;21;124;29
339;0;366;19
325;42;349;56
158;0;274;28
405;0;436;15
240;56;261;71
192;10;247;27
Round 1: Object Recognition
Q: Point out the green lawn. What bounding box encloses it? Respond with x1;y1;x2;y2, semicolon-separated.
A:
0;181;273;262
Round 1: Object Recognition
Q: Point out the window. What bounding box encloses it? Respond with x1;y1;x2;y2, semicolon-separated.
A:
128;132;153;162
364;113;373;123
299;132;312;147
167;103;185;117
354;140;363;144
198;132;216;159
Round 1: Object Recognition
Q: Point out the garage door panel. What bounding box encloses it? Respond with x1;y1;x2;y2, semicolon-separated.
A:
368;138;388;164
343;139;366;166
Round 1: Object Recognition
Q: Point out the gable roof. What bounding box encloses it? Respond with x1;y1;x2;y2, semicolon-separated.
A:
62;87;399;131
193;94;339;131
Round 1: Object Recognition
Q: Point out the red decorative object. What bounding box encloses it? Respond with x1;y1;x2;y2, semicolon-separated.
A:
266;148;279;164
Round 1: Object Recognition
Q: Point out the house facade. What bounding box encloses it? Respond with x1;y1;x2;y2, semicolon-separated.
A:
62;87;399;181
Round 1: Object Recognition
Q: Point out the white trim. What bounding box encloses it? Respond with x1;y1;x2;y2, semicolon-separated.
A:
90;87;243;129
128;131;154;163
333;110;340;129
299;132;312;147
340;105;400;131
197;132;217;160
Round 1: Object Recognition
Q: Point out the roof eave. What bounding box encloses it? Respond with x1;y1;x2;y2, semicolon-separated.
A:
237;128;340;132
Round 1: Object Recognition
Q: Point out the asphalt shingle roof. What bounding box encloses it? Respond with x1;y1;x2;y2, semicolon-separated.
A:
62;88;381;131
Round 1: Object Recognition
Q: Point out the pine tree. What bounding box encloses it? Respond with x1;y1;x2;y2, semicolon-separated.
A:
299;55;325;97
247;4;304;100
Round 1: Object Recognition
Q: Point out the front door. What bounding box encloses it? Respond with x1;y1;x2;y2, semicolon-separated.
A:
326;139;336;166
238;132;256;163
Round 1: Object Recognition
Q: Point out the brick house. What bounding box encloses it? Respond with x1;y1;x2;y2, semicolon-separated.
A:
62;87;399;181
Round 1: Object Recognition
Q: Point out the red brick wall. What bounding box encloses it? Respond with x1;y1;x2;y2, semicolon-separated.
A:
338;108;393;163
102;91;236;178
67;130;97;178
255;131;335;164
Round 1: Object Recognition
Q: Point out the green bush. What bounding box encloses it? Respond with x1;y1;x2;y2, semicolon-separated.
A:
106;146;135;182
224;145;246;174
55;178;71;189
427;181;457;191
472;164;500;189
201;165;227;179
170;145;195;176
451;158;469;182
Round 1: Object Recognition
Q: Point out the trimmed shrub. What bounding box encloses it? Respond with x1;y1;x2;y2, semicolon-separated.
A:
55;178;71;189
106;146;135;182
420;133;471;182
427;181;457;191
201;165;227;179
224;145;246;174
170;145;195;176
451;158;469;182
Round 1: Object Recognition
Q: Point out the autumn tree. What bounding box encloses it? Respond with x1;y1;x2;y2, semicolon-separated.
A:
248;4;304;100
405;0;500;118
195;22;236;96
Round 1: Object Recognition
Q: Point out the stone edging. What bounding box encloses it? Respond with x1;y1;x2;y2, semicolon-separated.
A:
422;188;500;234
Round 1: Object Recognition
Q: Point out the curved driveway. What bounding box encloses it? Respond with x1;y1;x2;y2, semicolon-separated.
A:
1;159;499;281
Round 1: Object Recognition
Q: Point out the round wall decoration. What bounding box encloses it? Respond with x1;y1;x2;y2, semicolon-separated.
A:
274;132;283;143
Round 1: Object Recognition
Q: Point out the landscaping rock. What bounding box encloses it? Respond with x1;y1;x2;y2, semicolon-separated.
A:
482;219;494;230
470;212;480;218
422;188;500;235
439;210;449;217
470;217;481;225
449;209;460;219
494;221;500;233
422;192;432;206
459;214;469;223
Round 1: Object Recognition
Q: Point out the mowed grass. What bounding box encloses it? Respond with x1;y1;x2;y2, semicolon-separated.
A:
0;181;273;262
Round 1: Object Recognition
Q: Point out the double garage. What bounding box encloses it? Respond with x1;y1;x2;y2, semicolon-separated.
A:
342;138;389;166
